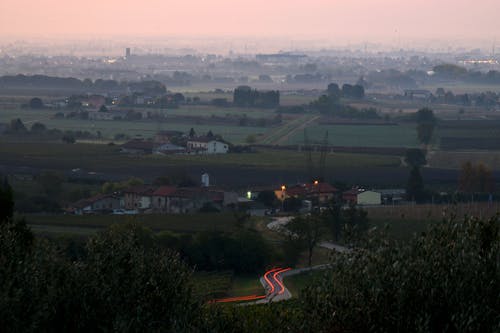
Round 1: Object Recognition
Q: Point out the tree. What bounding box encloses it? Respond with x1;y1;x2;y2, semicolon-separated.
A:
98;105;108;112
406;166;425;202
0;177;14;223
300;216;500;332
459;161;495;194
404;148;427;168
29;97;44;109
37;171;64;197
62;134;76;144
9;118;27;133
285;214;326;267
30;122;47;133
245;134;256;144
415;108;436;146
189;127;196;138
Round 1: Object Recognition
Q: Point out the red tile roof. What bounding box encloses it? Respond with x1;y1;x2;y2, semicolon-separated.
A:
153;186;177;197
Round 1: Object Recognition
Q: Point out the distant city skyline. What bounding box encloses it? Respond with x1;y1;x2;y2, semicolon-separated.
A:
1;0;498;53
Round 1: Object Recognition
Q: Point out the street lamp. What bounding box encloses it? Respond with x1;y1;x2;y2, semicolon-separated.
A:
281;185;286;212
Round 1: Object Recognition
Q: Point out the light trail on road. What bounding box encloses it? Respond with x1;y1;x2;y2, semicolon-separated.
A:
211;267;291;303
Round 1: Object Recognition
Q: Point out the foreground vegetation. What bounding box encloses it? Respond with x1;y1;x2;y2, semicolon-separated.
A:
1;180;499;332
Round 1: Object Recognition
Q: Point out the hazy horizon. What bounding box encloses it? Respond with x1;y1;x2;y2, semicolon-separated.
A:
1;0;498;46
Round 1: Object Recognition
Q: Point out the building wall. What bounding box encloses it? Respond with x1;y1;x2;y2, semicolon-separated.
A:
207;141;229;154
92;197;121;211
357;191;381;205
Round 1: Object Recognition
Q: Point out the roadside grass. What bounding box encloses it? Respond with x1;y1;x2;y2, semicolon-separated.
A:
192;271;234;299
283;269;328;298
228;275;265;297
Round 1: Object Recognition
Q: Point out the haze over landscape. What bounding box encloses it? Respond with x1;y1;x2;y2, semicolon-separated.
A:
1;1;499;332
1;0;499;52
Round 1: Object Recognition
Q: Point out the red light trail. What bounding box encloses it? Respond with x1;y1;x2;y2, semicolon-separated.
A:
211;267;291;303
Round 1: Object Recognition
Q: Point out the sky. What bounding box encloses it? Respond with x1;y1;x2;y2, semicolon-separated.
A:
1;0;499;44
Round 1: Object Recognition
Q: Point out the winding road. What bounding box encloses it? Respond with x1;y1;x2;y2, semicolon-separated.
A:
212;216;350;304
212;267;291;303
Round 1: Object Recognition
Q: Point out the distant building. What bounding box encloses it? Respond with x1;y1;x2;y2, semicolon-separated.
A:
376;189;406;205
404;89;432;100
126;48;131;59
69;194;121;215
153;143;186;155
343;188;381;206
187;137;229;154
276;182;339;204
123;186;156;211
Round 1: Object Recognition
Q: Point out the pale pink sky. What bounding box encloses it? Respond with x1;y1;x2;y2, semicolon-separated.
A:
1;0;499;41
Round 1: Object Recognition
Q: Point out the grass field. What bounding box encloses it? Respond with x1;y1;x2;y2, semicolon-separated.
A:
26;213;239;234
0;107;272;144
0;141;401;173
366;202;500;240
288;123;419;147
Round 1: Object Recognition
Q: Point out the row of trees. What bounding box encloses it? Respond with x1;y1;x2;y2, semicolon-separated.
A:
233;86;280;108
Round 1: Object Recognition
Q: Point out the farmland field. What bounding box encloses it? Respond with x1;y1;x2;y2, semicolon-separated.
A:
0;142;401;171
0;107;271;144
26;213;239;234
287;124;419;147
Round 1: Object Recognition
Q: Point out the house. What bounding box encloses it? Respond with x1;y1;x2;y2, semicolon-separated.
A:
123;186;156;211
167;187;209;214
276;182;339;204
187;137;229;154
151;186;177;213
83;95;106;109
153;143;186;155
121;140;160;154
376;189;406;205
343;188;381;206
70;194;121;215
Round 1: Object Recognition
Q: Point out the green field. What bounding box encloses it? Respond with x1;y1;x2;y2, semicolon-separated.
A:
0;107;272;144
0;142;401;173
27;213;239;234
288;124;419;147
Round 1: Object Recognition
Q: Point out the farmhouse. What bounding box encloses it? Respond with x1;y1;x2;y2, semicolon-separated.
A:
276;182;339;204
153;143;186;155
187;136;229;154
123;186;156;211
69;194;121;215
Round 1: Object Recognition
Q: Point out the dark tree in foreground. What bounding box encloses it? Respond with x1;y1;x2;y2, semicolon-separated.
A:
0;177;13;223
300;216;500;333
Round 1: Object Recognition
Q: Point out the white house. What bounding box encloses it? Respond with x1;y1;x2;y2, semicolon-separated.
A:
187;137;229;154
